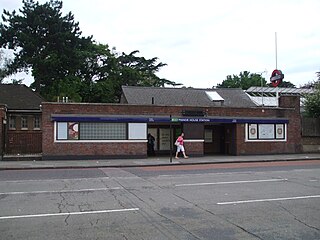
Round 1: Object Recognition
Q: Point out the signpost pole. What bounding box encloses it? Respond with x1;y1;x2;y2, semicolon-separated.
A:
170;114;172;163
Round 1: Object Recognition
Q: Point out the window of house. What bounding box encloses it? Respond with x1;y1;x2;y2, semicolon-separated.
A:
34;116;41;129
21;116;28;130
9;116;16;129
246;123;286;141
56;122;127;140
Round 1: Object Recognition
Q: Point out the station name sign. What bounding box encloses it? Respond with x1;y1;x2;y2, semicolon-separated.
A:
171;118;211;122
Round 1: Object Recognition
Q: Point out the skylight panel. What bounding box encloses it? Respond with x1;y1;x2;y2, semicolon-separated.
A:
205;91;224;101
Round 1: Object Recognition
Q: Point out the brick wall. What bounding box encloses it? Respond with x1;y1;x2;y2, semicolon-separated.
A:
184;142;204;157
42;95;302;159
6;131;42;154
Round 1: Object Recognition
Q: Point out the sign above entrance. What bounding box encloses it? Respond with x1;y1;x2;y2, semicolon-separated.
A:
51;114;288;124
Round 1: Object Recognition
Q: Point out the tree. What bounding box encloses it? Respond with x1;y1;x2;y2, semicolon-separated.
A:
217;71;267;90
102;50;179;102
268;80;296;88
304;72;320;118
0;0;93;97
77;46;179;103
0;0;178;102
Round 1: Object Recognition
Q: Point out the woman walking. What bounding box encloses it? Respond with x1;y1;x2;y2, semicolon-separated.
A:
175;133;188;159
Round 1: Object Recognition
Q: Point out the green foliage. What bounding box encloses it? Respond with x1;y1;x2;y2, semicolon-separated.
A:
304;72;320;118
268;80;296;88
217;71;267;90
102;50;178;102
0;0;93;95
0;0;177;102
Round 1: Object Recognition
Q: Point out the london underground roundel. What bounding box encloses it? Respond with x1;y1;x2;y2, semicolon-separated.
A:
270;69;284;87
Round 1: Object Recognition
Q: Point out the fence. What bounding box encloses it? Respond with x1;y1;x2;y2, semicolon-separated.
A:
301;117;320;152
302;118;320;136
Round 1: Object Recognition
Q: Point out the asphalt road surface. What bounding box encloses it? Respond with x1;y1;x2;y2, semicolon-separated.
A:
0;160;319;240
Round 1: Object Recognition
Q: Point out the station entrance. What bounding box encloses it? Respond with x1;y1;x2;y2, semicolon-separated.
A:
147;122;236;156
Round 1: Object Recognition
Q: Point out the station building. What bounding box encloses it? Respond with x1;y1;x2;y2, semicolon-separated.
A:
41;86;302;160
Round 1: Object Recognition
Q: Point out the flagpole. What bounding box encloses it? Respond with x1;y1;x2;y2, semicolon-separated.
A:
275;32;279;105
275;32;278;69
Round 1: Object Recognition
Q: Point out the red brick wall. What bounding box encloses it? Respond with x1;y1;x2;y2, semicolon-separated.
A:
6;131;42;154
233;95;302;155
42;95;302;159
43;142;147;160
184;142;204;156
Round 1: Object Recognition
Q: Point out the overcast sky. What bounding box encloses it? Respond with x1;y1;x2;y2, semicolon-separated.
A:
1;0;320;88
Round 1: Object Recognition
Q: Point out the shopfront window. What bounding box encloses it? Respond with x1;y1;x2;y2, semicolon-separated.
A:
246;123;286;141
56;122;127;140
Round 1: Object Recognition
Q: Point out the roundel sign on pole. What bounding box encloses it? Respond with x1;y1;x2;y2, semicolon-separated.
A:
270;69;284;87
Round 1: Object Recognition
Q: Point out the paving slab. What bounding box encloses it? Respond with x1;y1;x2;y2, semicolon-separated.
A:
0;153;320;170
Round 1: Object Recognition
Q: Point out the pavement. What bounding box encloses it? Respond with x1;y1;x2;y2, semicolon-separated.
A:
0;153;320;170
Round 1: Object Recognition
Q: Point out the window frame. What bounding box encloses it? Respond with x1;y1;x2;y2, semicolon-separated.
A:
34;116;41;130
9;116;16;130
54;121;133;142
21;116;28;130
245;123;286;142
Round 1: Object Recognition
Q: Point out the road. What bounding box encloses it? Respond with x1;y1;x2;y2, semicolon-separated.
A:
0;160;319;240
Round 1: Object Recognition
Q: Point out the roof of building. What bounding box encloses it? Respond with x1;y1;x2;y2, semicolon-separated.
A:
246;86;314;96
121;86;257;108
0;84;44;110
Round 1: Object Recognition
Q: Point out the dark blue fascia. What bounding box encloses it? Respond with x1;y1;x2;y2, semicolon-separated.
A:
51;116;170;123
51;115;289;124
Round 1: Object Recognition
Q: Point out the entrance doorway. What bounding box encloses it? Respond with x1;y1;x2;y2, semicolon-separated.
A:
204;124;236;155
147;124;181;156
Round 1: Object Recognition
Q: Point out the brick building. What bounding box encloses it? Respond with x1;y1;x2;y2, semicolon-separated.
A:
0;84;43;158
41;86;302;160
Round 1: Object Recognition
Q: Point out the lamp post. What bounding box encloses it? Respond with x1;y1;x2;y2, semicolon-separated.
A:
1;117;7;161
170;114;172;163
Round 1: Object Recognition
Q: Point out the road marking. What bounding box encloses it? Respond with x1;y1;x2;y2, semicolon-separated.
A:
0;187;122;195
0;177;110;184
175;178;288;187
0;208;139;220
217;195;320;205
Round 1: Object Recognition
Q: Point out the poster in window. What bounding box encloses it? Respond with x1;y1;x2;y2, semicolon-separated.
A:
258;124;275;139
159;128;170;150
248;124;258;139
204;129;213;142
68;122;79;140
276;124;284;139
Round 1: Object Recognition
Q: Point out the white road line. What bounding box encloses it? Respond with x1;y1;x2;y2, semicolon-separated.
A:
175;178;288;187
217;195;320;205
0;187;122;195
0;177;110;184
0;208;139;220
157;172;255;178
